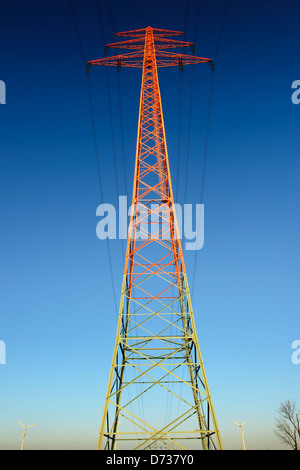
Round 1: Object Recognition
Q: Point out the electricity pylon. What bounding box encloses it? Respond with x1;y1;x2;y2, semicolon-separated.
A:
87;26;222;451
19;421;36;450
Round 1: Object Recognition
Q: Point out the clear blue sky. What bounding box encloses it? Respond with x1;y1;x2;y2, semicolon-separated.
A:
0;0;299;450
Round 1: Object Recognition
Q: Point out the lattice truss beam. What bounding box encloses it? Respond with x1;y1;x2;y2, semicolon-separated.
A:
87;26;222;451
86;27;214;70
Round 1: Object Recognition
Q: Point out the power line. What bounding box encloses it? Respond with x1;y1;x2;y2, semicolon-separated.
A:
166;0;192;428
183;0;203;203
193;0;203;47
69;0;118;315
175;71;184;203
191;0;230;297
213;0;230;65
106;0;116;42
175;0;192;203
101;0;142;430
183;0;191;38
102;0;128;196
117;71;128;195
95;0;127;261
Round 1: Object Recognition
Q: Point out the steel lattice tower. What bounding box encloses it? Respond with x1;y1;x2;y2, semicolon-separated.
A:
87;26;222;451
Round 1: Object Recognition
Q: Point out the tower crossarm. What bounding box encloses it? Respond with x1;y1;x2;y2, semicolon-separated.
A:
105;37;195;51
86;26;213;71
114;27;185;38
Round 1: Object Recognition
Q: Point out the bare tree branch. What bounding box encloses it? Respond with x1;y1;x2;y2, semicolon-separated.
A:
274;400;300;450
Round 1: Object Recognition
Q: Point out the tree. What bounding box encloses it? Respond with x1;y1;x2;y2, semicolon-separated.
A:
274;400;300;450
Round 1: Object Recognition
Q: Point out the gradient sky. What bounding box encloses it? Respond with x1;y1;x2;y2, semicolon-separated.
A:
0;0;299;450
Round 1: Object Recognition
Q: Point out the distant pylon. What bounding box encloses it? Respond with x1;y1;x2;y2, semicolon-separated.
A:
87;26;222;451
